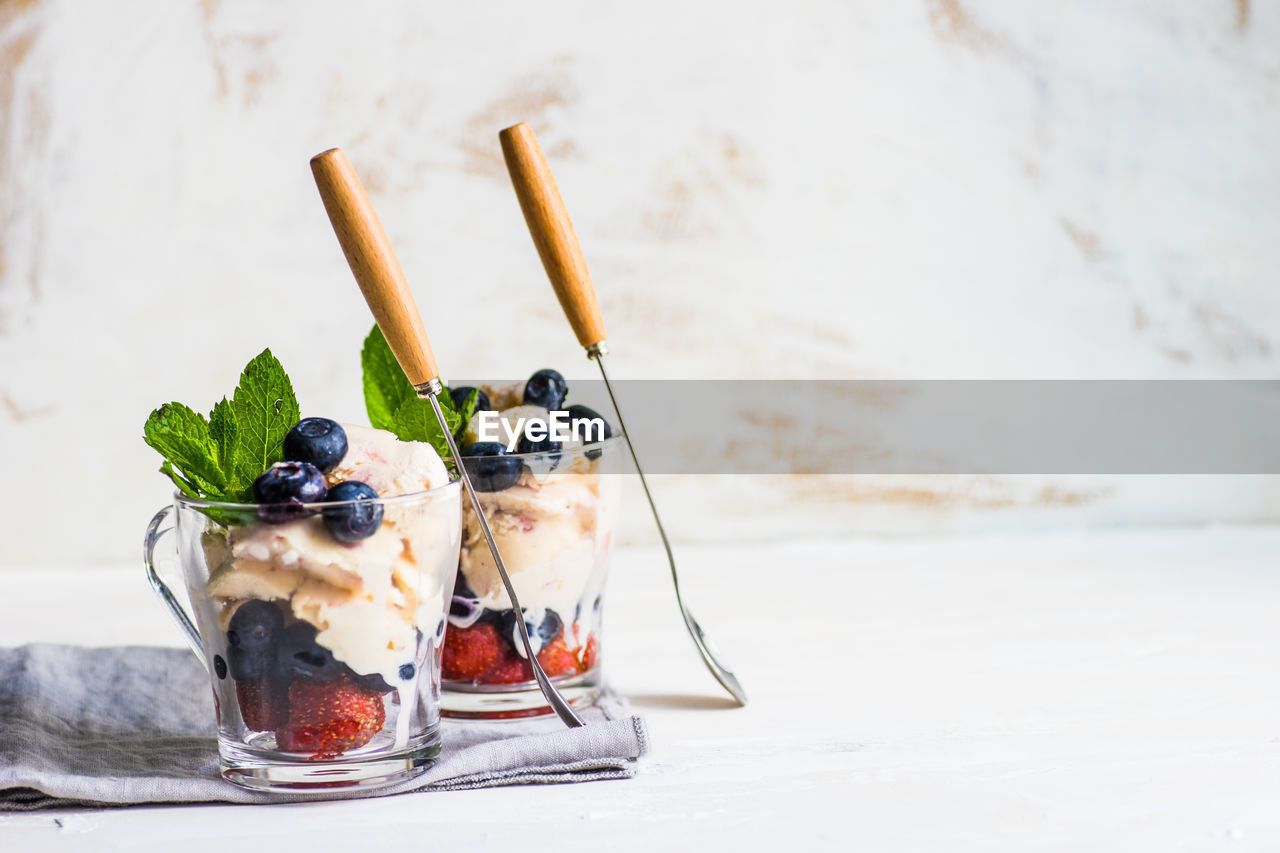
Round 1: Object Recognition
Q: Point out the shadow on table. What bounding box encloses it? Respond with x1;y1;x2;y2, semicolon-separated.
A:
626;692;743;711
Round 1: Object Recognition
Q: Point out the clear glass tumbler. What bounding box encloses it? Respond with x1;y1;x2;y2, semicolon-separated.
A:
441;436;622;720
144;482;461;792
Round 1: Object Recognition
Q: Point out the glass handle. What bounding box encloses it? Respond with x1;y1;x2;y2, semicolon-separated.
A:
143;505;207;669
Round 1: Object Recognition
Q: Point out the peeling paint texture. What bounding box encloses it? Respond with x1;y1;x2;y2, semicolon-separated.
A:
0;1;1278;565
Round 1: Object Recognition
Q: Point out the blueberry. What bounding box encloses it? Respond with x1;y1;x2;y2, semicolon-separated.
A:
283;418;348;473
461;442;522;492
322;480;384;542
535;609;564;644
449;385;492;414
277;622;343;683
399;663;416;681
450;572;484;626
496;610;528;655
213;654;227;680
515;431;561;466
252;461;327;523
227;600;284;651
566;404;613;459
347;668;393;694
499;607;563;657
523;369;568;410
449;595;484;628
226;602;284;683
228;645;272;682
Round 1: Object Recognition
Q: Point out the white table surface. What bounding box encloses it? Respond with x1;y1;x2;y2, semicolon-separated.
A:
1;527;1278;851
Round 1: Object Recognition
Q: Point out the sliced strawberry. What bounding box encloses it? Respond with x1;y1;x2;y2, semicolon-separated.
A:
580;634;598;671
236;678;289;731
536;635;580;677
442;622;503;681
275;674;386;759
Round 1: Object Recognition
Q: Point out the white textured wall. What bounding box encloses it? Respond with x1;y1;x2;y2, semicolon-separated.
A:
1;0;1278;566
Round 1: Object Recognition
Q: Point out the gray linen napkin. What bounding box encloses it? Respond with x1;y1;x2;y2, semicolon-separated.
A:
0;645;648;810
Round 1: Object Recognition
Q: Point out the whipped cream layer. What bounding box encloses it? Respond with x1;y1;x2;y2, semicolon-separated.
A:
459;463;617;621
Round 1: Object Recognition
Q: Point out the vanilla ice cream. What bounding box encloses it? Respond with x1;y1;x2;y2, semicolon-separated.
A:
327;424;450;495
204;425;460;687
458;451;619;624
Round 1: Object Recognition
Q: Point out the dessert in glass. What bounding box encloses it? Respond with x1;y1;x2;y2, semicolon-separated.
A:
440;370;622;720
143;354;461;791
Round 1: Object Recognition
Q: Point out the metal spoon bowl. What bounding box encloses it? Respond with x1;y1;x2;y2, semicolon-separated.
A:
594;351;747;705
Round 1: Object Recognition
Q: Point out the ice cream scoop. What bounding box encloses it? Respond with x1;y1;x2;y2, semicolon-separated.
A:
309;146;586;728
498;122;748;707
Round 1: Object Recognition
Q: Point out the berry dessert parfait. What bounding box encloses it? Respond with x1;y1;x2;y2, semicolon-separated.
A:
143;351;461;791
441;369;622;720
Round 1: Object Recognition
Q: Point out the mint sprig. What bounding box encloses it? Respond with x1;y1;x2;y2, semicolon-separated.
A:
361;324;416;430
144;349;300;503
145;402;228;496
229;349;301;486
360;325;476;458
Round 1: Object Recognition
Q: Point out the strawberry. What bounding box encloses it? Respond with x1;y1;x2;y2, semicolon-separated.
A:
486;652;535;684
536;636;580;677
442;622;503;681
275;674;386;759
581;635;598;671
236;678;289;731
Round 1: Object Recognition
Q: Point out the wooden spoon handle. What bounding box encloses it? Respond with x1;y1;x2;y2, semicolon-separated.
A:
310;148;440;386
499;122;607;350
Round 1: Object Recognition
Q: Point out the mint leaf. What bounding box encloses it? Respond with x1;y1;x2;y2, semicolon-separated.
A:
386;395;462;459
362;325;415;431
144;349;301;506
228;349;300;498
386;397;439;443
362;322;471;458
143;403;227;494
160;460;205;499
357;321;488;461
208;397;239;487
452;387;480;431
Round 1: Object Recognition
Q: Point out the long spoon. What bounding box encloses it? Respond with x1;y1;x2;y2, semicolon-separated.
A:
498;123;748;706
310;147;586;728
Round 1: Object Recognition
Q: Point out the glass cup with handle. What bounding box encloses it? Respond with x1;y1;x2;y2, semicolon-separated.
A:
144;481;461;792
